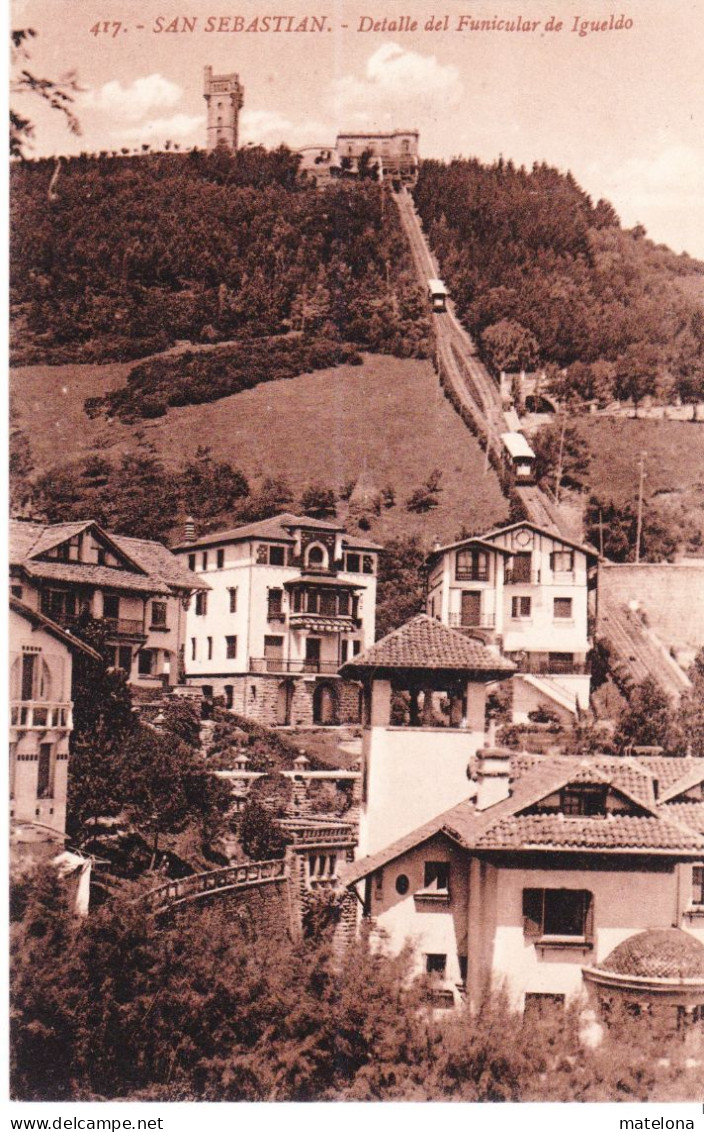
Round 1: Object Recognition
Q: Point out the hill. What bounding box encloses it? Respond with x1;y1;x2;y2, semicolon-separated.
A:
11;352;508;546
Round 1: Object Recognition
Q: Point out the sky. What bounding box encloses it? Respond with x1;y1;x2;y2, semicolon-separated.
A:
10;0;704;257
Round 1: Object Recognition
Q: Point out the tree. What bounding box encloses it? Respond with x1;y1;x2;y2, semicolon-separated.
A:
406;469;443;514
615;343;661;418
531;418;591;495
11;29;81;156
480;319;539;377
180;447;249;521
238;799;289;860
672;648;704;756
614;677;674;752
9;397;33;512
375;535;427;638
299;483;337;520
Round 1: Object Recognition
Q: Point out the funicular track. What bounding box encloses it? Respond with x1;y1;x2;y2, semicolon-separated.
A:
394;186;689;701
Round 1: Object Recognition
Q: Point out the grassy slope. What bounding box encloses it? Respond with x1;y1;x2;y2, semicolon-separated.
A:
575;417;704;506
11;353;509;546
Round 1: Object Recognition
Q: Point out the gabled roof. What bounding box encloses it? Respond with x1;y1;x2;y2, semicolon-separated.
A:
171;512;382;552
111;534;208;592
480;520;600;560
659;763;704;804
426;536;512;566
10;519;205;595
10;597;102;661
344;754;704;886
338;614;516;679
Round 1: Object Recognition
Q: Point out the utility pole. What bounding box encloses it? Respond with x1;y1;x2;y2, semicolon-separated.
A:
554;410;567;504
635;450;646;563
598;507;604;558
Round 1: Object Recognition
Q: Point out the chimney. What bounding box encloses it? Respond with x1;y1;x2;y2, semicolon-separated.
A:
184;516;196;544
475;747;512;811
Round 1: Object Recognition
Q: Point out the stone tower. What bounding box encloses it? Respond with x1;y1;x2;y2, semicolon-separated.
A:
203;65;244;152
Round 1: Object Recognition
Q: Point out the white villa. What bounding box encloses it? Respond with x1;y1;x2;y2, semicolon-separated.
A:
426;520;599;724
173;513;381;726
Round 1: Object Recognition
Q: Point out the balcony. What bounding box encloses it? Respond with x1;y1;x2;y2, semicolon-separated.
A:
288;612;357;632
504;570;541;585
448;612;496;630
11;700;72;730
103;617;147;640
249;658;341;675
511;656;590;676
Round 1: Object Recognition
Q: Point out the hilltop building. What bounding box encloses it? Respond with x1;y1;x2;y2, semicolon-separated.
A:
203;66;244;151
172;513;381;726
10;519;207;694
425;520;599;724
298;130;420;184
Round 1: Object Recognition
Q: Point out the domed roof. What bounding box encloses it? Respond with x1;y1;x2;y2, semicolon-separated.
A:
599;930;704;981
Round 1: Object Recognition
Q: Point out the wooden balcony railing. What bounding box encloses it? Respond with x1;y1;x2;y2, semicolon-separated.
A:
103;617;146;638
448;612;496;630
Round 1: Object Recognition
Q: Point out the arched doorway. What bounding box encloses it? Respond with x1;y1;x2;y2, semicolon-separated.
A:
277;680;294;726
313;682;338;725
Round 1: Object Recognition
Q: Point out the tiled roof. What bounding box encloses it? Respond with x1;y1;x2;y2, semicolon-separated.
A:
661;802;704;834
22;559;172;595
111;534;208;592
10;519;205;595
344;753;704;886
598;929;704;980
172;512;383;552
339;614;516;675
638;757;704;793
474;813;704;852
426;536;512;565
658;763;704;804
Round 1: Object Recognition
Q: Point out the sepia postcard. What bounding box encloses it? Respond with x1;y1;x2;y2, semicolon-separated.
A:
8;0;704;1119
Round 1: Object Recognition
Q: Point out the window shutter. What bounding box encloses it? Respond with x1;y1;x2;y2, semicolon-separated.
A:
549;551;556;570
522;889;543;938
584;891;594;941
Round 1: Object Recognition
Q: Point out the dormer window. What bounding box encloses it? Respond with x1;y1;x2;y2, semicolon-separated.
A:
560;784;607;817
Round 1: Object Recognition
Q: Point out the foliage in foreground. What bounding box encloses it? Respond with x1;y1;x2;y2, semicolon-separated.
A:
10;875;704;1102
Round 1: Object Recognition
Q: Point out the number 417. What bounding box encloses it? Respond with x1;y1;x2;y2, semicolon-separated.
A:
90;21;123;37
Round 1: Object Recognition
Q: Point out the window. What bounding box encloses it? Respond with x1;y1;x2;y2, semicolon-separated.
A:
138;649;155;676
511;596;532;619
425;954;447;976
456;549;490;581
340;639;349;665
117;646;132;674
554;597;573;620
191;638;197;661
693;866;704;906
226;635;237;659
267;588;284;620
207;637;213;660
201;552;208;570
345;552;361;573
269;545;286;566
217;548;225;569
550;550;574;573
195;592;208;616
37;743;53;799
363;555;374;575
352;640;362;656
395;874;409;896
188;554;196;572
11;584;22;599
549;652;574;673
510;552;532;583
224;685;234;709
103;594;119;621
523;888;593;943
151;601;167;628
228;587;238;613
307;544;327;569
560;785;607;816
423;861;450;892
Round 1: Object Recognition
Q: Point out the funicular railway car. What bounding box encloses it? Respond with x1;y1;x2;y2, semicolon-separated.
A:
501;431;536;483
427;278;448;312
